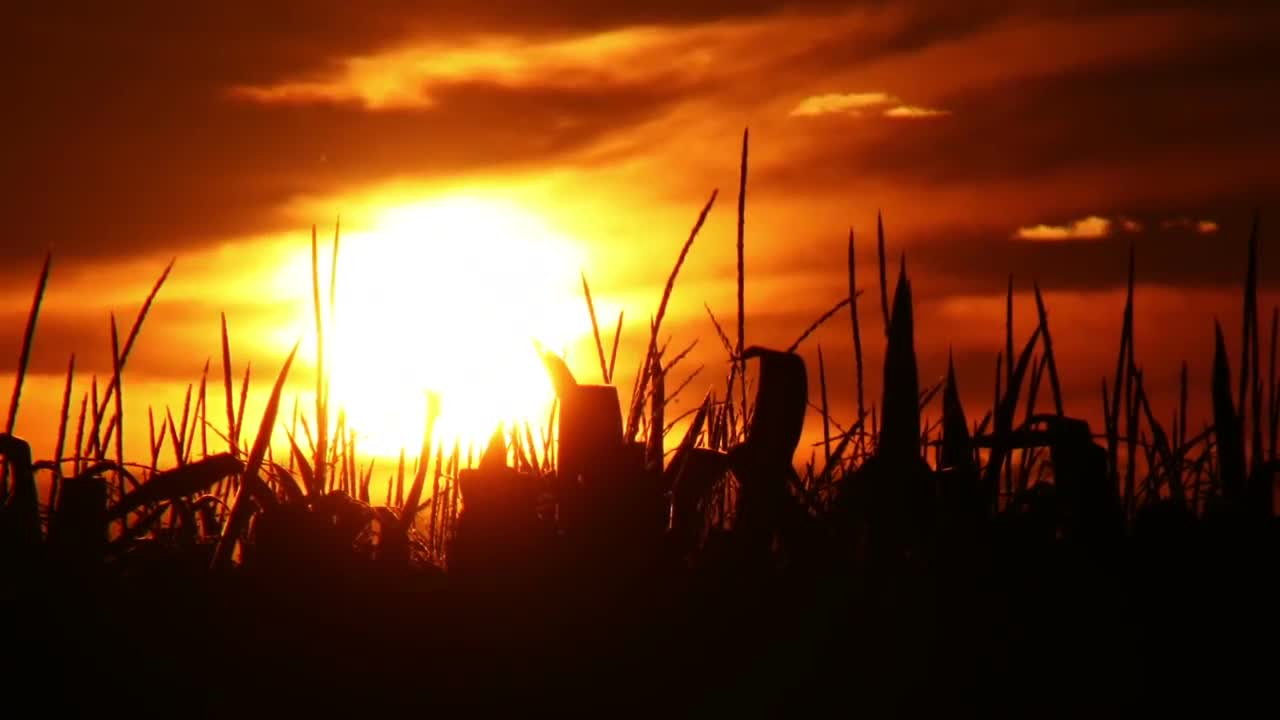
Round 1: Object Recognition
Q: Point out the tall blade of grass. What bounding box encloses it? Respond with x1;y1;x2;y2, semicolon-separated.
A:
109;315;126;472
196;359;210;461
1015;353;1047;494
285;429;316;497
818;346;831;467
510;423;529;472
361;458;374;505
89;376;103;461
648;348;665;469
1135;370;1181;505
608;310;624;384
876;212;889;337
395;448;407;508
941;350;972;470
220;313;236;454
92;259;174;437
1239;216;1258;443
347;429;357;500
211;341;299;571
981;326;1042;498
6;252;52;436
176;384;192;465
543;399;558;472
73;392;88;478
705;303;735;356
1213;321;1246;501
243;342;298;486
166;407;182;467
331;410;346;494
428;443;443;553
235;361;252;453
1108;245;1135;499
736;128;748;418
626;190;718;441
665;390;713;483
54;353;75;475
148;407;160;469
1032;282;1065;416
524;421;540;474
329;217;340;324
879;258;920;461
848;230;866;449
311;225;328;498
287;396;299;475
786;294;856;353
581;272;609;383
448;442;462;544
403;393;440;528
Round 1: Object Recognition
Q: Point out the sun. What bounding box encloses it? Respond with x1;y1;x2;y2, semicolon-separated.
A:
320;193;589;459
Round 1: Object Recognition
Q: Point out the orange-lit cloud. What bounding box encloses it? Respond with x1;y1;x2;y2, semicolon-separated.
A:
1016;216;1112;241
1161;217;1221;234
790;92;899;117
790;93;948;119
883;105;950;118
230;27;726;109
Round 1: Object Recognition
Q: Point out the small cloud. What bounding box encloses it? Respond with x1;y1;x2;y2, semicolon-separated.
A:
1160;217;1218;234
790;92;897;117
883;104;949;118
1119;217;1143;232
1015;215;1112;241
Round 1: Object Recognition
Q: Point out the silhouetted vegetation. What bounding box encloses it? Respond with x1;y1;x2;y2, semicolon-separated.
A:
2;137;1276;717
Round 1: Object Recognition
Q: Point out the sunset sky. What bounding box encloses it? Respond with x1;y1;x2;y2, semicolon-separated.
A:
4;1;1279;465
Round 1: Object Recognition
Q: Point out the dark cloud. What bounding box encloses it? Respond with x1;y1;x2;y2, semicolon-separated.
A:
5;0;1277;302
0;298;301;379
5;77;691;270
765;14;1279;191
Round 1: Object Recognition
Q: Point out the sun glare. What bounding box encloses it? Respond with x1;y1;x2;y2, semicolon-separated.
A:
317;194;588;458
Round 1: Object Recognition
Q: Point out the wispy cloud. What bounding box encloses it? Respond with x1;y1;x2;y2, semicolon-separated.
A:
1015;215;1112;241
790;92;898;117
790;92;950;119
1119;217;1143;232
883;104;949;118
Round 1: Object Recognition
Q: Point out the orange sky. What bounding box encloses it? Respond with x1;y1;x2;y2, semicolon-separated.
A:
4;2;1280;467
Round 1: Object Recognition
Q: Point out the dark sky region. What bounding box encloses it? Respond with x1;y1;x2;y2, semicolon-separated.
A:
3;1;1279;459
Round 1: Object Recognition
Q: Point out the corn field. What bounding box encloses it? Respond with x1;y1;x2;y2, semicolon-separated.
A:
2;135;1276;717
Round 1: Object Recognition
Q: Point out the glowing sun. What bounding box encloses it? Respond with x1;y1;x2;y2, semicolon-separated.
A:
321;194;588;458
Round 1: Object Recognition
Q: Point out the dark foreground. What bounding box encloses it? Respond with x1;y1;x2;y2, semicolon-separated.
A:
6;510;1278;718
